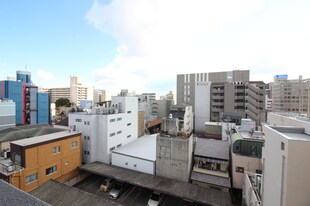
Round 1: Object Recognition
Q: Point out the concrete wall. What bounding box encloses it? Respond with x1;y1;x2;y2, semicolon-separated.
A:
232;154;262;189
156;135;193;182
194;81;211;133
112;153;155;175
262;125;288;206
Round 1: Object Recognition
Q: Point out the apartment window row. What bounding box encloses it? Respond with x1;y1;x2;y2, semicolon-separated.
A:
75;118;82;122
52;146;60;154
26;173;38;184
46;165;57;176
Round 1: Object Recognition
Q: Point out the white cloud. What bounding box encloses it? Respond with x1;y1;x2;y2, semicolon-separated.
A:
36;69;55;81
86;0;310;96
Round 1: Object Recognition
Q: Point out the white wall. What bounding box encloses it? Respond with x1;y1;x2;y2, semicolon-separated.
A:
112;153;155;175
194;81;211;133
68;95;138;164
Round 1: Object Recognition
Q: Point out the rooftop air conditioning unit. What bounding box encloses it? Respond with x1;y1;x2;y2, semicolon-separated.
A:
7;166;13;172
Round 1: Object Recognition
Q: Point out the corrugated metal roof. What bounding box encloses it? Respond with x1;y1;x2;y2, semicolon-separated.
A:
195;138;230;160
191;171;231;188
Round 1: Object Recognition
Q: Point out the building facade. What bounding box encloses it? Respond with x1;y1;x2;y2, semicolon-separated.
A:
177;70;249;111
272;75;310;114
191;138;231;192
0;99;16;131
0;130;82;192
195;81;211;132
210;81;266;126
156;133;193;182
262;125;310;206
68;95;138;164
0;71;49;125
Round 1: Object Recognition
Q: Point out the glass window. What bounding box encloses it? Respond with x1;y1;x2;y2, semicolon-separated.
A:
117;130;122;134
46;165;57;176
236;166;244;173
26;173;38;184
71;141;78;148
52;146;60;154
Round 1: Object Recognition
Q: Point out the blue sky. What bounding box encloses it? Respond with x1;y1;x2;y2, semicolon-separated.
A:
1;0;310;97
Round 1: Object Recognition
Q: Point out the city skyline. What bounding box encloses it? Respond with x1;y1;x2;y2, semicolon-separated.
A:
1;0;310;96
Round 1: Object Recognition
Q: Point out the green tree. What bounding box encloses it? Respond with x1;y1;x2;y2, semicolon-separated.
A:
55;98;71;107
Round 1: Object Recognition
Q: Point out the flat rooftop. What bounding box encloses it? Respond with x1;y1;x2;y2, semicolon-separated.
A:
270;126;310;141
191;171;231;188
113;134;156;161
11;130;81;147
30;180;122;206
79;162;231;206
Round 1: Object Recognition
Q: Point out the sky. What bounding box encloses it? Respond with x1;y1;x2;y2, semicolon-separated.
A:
1;0;310;98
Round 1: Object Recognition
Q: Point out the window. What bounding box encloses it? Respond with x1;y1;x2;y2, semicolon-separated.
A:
84;121;87;125
117;117;122;121
75;118;82;122
117;144;122;148
87;121;90;125
127;123;131;126
127;111;132;113
110;132;115;137
52;146;60;154
127;135;131;138
110;119;115;123
281;142;285;150
236;166;244;173
87;136;90;140
71;141;78;148
117;130;122;135
250;146;257;156
46;165;57;176
14;154;21;165
110;147;115;151
26;173;38;184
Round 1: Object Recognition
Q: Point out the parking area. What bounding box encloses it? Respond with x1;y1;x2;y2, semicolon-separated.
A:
74;174;205;206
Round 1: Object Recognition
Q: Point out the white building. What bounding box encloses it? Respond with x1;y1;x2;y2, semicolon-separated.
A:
111;134;156;175
262;124;310;206
70;76;93;106
194;81;211;133
68;95;138;164
0;99;16;130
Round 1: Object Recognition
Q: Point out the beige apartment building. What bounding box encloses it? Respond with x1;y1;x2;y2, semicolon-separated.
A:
272;75;310;114
210;81;266;126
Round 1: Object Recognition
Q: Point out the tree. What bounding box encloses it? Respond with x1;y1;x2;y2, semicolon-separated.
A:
55;98;71;107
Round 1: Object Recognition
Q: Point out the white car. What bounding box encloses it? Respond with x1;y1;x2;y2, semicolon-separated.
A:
147;191;163;206
108;182;125;199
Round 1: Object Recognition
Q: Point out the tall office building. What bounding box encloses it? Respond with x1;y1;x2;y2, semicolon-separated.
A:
0;71;49;125
93;89;106;104
177;70;249;111
272;75;310;114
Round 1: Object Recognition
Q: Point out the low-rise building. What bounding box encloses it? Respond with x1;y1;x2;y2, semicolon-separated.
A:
0;99;16;131
191;138;231;192
0;130;82;192
112;134;156;175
